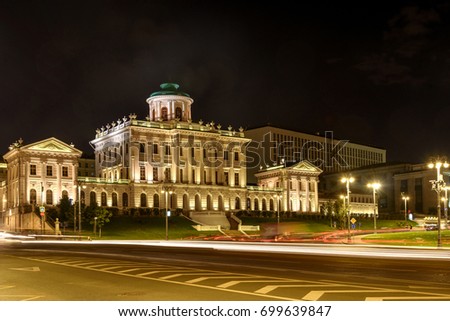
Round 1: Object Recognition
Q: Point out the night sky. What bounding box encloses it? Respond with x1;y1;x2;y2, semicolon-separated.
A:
1;0;450;163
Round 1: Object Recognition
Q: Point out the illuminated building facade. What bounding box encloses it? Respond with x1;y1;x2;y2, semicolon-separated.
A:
84;83;252;211
254;161;322;212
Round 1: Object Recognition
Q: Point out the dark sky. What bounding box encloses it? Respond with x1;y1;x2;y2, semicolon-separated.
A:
1;0;450;163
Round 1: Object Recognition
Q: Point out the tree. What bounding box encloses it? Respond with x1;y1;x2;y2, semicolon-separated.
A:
88;207;112;237
57;195;73;223
333;199;347;230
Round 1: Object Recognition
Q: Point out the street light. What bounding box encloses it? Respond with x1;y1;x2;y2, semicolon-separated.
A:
94;216;98;236
367;182;381;233
341;176;354;242
443;187;449;229
163;186;173;241
402;194;409;224
276;193;282;225
428;157;449;247
75;183;86;235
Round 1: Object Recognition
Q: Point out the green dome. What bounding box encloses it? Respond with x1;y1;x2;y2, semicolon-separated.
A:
150;83;190;97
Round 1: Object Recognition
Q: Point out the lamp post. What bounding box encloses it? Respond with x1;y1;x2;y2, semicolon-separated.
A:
75;183;86;235
341;176;354;242
402;194;409;224
367;182;381;234
163;186;173;241
428;157;449;248
276;194;282;225
443;187;449;229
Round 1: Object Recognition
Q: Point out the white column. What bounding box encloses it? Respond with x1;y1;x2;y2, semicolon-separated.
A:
305;177;310;211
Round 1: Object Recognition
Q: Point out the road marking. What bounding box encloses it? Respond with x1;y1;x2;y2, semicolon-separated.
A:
303;289;401;301
256;283;345;294
219;280;313;289
366;295;450;301
9;267;40;272
15;255;450;301
0;294;44;301
116;268;144;273
159;272;219;280
186;276;250;284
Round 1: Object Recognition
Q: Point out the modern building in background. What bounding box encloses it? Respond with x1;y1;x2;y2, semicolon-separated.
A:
244;125;386;185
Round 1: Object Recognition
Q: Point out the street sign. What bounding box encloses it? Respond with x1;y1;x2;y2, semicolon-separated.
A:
350;218;356;224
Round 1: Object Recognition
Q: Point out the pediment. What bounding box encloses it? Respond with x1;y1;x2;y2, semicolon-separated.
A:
289;160;322;173
25;138;82;154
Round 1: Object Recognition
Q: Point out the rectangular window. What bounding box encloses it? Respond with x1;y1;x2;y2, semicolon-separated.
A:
30;164;36;175
153;167;158;181
234;173;240;186
62;166;68;177
224;172;228;185
165;145;171;155
180;169;183;183
46;165;53;177
153;143;159;154
234;151;239;161
140;166;146;180
179;147;183;156
224;150;229;161
191;147;195;158
192;169;196;183
400;179;408;193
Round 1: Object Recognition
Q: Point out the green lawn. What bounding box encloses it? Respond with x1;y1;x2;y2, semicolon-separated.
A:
84;215;436;245
361;229;450;247
90;215;219;240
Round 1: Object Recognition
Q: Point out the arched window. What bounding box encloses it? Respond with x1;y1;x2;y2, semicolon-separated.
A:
183;194;189;210
90;191;97;206
62;190;68;199
153;194;159;208
30;189;37;204
195;194;201;211
101;192;107;206
122;193;128;207
80;190;85;204
246;198;251;210
262;199;267;211
112;192;118;207
254;199;259;211
171;193;177;209
269;199;274;211
175;107;182;119
235;197;241;210
140;193;147;207
46;190;53;205
207;195;213;210
161;107;168;121
218;195;224;211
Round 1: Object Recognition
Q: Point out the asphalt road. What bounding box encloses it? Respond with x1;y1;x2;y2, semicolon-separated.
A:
1;240;450;301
